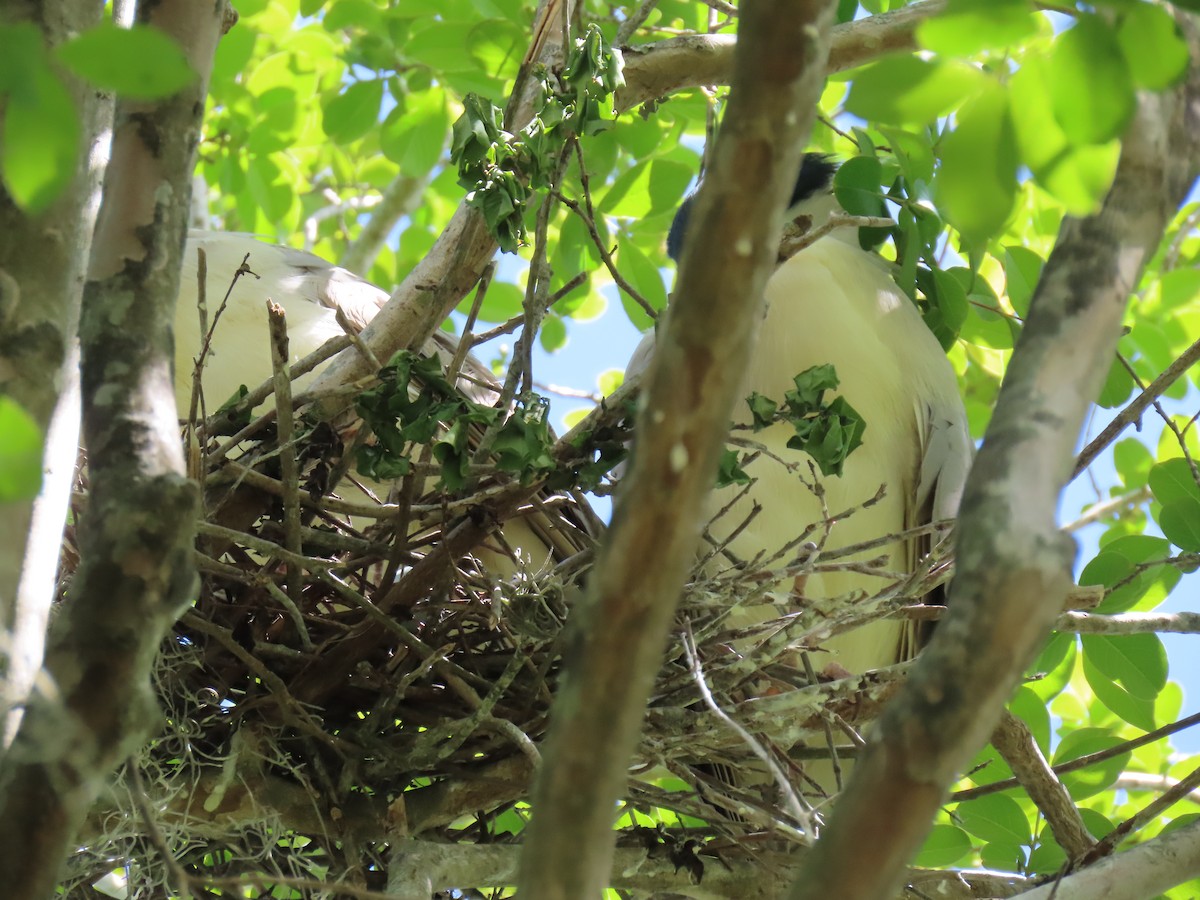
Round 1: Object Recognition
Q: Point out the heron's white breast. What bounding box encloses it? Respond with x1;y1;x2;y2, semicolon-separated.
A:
708;236;956;671
174;235;383;412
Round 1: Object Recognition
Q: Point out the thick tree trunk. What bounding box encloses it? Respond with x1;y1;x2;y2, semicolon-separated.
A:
0;1;230;894
0;0;108;750
788;23;1200;900
516;2;839;896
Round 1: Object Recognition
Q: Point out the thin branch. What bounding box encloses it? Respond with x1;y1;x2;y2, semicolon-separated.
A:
1086;760;1200;861
990;711;1095;860
559;139;659;320
1072;334;1200;477
615;0;947;112
1062;485;1152;531
1056;609;1200;635
952;710;1200;803
682;625;815;837
616;0;661;44
267;302;303;605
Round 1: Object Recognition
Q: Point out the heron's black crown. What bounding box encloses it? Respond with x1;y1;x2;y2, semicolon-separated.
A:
666;153;837;263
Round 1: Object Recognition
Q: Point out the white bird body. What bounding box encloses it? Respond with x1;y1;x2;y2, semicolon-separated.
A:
629;184;971;678
727;232;966;672
173;231;579;576
175;232;388;413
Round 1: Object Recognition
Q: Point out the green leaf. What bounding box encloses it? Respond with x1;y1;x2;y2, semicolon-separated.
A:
746;392;778;431
356;444;411;481
246;155;294;224
1079;534;1172;614
467;168;529;252
715;449;750;488
404;21;480;72
916;0;1037;57
1;57;79;213
324;0;386;32
1096;356;1133;408
600;160;653;218
913;824;972;867
598;368;623;396
471;280;524;323
1083;654;1157;731
556;282;606;321
955;793;1031;845
784;396;866;478
647;159;693;217
1027;837;1067;875
1082;633;1168;701
616;238;667;328
1047;15;1136;145
1148;458;1200;505
0;397;44;503
1158;268;1200;310
1053;727;1129;799
833;155;885;218
57;22;196;98
1113;438;1154;488
845;54;984;126
0;22;43;93
381;89;449;173
786;364;840;408
978;840;1024;874
450;92;506;170
920;267;969;350
1009;54;1119;215
936;78;1017;246
1078;809;1113;844
1028;631;1076;701
1116;3;1189;90
1008;687;1051;753
1160;497;1200;551
322;79;384;144
539;313;568;352
492;398;556;481
1002;246;1043;318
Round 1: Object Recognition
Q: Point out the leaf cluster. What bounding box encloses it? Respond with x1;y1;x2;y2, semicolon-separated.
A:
732;364;866;482
356;349;623;491
450;23;625;251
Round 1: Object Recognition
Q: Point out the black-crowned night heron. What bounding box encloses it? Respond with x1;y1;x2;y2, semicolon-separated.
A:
174;231;585;575
627;156;971;795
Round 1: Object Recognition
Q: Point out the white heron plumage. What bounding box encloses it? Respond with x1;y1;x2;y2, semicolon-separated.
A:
172;231;583;575
627;157;972;678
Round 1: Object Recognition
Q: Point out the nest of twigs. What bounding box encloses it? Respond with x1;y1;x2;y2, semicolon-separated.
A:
60;353;949;898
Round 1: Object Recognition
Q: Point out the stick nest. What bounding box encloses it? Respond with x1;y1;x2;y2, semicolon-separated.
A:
61;372;947;898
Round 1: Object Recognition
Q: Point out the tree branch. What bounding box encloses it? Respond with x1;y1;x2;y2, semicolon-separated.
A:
990;711;1095;860
0;0;109;754
0;2;229;895
1012;816;1200;900
615;0;947;112
517;2;838;895
788;27;1200;900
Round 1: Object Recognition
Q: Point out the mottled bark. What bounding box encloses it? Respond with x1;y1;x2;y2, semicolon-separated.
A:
788;24;1200;900
516;2;838;897
0;1;230;894
0;0;108;749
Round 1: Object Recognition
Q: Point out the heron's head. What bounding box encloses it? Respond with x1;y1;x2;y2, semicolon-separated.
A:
666;153;839;263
